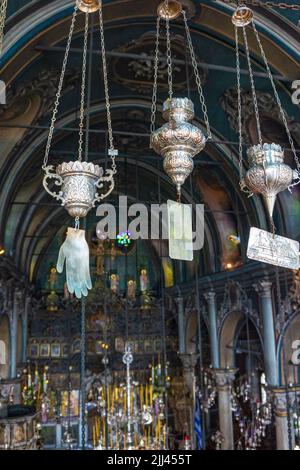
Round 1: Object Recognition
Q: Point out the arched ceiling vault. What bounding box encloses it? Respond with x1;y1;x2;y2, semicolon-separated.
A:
1;0;300;288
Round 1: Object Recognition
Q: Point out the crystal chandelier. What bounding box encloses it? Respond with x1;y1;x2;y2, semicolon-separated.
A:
233;4;300;226
150;0;211;202
42;0;117;298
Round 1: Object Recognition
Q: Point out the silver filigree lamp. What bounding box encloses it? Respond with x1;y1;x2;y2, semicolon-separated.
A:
42;0;118;298
150;0;211;201
233;4;300;224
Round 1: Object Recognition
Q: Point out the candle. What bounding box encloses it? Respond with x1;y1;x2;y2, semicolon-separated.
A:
93;425;96;447
149;384;153;404
140;385;144;409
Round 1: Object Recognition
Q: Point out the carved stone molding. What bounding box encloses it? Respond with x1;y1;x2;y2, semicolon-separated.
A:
110;30;206;94
220;88;300;146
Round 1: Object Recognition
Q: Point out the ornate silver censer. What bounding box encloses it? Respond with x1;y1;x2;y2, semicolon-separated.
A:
151;98;206;197
43;161;114;218
41;1;117;299
150;1;211;201
241;143;298;219
233;4;300;226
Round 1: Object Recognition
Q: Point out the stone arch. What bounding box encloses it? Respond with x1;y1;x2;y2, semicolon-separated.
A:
219;310;263;369
219;311;244;368
0;315;10;379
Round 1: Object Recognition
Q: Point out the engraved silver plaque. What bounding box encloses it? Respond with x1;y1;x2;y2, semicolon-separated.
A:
247;227;299;269
167;200;193;261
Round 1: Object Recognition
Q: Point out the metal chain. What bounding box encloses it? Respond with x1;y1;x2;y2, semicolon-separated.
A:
98;2;117;173
242;25;263;148
235;26;243;182
182;9;212;139
43;3;78;169
80;296;87;449
165;14;173;100
78;11;89;162
251;20;300;173
150;16;161;138
216;0;300;10
0;0;8;55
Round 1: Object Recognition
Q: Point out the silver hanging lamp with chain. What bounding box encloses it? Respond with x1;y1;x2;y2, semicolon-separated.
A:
233;4;300;224
150;0;211;202
42;0;118;298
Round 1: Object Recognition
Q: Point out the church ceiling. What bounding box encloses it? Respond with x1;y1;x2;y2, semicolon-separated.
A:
1;0;300;290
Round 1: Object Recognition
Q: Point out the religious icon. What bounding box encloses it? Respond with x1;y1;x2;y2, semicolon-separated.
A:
139;268;149;292
127;279;136;300
51;343;61;358
110;273;119;293
40;343;50;358
48;266;57;290
29;343;39;358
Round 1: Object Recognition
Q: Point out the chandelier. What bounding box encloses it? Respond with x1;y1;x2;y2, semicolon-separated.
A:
42;0;117;299
91;346;168;450
150;0;211;202
232;4;300;226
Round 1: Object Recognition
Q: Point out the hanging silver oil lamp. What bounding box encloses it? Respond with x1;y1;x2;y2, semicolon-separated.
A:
241;143;298;219
150;0;211;201
43;160;115;218
42;0;116;222
41;0;117;299
233;4;300;223
151;98;206;197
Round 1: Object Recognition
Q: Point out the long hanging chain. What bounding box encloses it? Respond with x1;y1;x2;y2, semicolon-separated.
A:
43;4;79;169
98;3;117;173
242;25;263;148
78;11;89;162
165;14;173;100
251;20;300;174
0;0;8;55
182;9;212;139
150;16;161;139
235;26;243;182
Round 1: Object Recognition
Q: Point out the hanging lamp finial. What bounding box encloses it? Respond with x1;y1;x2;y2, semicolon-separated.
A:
78;0;101;13
232;4;253;27
157;1;182;20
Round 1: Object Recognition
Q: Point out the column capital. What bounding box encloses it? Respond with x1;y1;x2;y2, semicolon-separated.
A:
253;280;273;298
178;353;199;370
174;296;184;305
204;290;216;304
272;388;296;417
213;368;237;389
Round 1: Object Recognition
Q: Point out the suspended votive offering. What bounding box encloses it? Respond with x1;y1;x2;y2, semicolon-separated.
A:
247;227;299;270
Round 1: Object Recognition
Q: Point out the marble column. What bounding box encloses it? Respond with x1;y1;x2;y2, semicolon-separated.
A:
10;290;20;378
22;297;30;363
254;280;278;387
272;389;295;450
178;353;199;448
204;290;220;369
214;368;237;450
175;296;186;354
